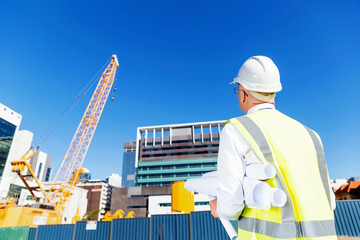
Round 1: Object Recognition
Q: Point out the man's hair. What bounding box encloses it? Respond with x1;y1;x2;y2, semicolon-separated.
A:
249;91;276;102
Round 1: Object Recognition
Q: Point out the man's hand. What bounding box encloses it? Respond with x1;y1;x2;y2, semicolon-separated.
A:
209;199;220;219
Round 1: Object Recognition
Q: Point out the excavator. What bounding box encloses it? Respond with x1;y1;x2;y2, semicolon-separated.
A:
0;55;119;227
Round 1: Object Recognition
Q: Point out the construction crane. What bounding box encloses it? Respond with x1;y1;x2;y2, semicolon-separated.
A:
1;55;119;227
50;54;119;211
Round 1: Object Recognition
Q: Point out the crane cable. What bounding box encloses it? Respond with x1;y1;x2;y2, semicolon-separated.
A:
111;76;118;100
33;58;112;147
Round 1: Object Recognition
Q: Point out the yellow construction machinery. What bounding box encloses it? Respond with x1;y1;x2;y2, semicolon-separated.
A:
171;181;194;214
101;209;135;221
0;55;119;227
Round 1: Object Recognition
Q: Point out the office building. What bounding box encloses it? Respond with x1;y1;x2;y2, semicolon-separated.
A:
0;103;22;183
135;120;226;187
110;120;226;217
28;151;53;182
121;141;136;187
0;103;33;199
77;180;111;220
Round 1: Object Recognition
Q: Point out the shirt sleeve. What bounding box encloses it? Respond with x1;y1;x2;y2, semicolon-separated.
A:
216;122;249;220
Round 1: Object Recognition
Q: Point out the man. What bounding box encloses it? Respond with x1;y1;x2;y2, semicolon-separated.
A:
209;56;337;239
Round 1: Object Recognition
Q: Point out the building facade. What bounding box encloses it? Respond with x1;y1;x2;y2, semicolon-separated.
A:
111;120;226;217
106;173;122;188
28;151;53;182
0;103;33;200
135;120;226;187
0;103;22;184
121;141;136;187
110;186;171;218
77;180;111;220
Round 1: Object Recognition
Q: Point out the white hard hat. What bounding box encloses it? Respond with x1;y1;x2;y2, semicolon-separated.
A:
230;56;282;93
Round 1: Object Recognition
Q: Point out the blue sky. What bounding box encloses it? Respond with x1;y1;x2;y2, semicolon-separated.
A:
0;1;359;180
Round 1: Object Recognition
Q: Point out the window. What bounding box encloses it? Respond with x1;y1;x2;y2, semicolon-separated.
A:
45;168;51;182
37;163;43;179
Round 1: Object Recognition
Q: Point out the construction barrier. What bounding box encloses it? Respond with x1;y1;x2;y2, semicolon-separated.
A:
151;214;190;240
0;225;29;240
334;200;360;237
111;218;149;240
191;211;231;240
0;201;358;240
36;224;74;240
28;228;36;240
73;221;111;240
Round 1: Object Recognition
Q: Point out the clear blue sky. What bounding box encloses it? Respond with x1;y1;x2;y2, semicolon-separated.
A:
0;1;359;180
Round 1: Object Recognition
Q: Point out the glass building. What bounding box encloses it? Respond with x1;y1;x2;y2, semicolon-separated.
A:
121;141;136;187
0;117;16;182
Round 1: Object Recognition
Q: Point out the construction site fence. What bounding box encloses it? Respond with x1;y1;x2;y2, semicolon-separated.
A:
0;200;359;240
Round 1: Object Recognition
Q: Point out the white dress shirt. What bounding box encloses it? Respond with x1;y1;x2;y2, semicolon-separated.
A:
216;103;275;220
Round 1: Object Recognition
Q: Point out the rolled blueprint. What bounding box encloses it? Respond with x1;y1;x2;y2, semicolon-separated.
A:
202;170;217;178
243;177;287;210
245;164;276;180
220;218;238;240
243;177;271;210
185;176;218;197
270;187;287;208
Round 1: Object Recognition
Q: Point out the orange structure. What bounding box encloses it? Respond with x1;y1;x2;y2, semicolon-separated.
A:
1;55;119;227
50;54;119;211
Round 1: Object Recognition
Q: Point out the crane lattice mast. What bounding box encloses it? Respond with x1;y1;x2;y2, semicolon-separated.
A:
51;55;119;210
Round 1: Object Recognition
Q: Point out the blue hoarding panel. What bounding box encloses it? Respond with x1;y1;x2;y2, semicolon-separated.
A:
191;211;231;240
28;228;36;240
111;218;149;240
74;221;111;240
36;224;74;240
334;200;360;237
151;214;190;240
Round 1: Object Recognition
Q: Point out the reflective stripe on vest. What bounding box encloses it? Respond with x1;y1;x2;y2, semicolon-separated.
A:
232;114;336;239
304;126;331;208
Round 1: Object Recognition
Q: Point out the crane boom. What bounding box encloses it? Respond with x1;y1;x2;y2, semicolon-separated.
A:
51;55;119;210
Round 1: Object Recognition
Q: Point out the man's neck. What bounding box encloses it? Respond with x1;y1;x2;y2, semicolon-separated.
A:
246;102;275;114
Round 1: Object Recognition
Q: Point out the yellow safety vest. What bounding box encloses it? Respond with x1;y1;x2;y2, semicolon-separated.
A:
228;109;336;240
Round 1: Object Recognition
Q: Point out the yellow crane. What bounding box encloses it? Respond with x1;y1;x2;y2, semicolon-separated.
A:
0;55;119;227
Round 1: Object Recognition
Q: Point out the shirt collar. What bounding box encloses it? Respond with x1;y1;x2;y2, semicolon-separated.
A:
247;103;275;114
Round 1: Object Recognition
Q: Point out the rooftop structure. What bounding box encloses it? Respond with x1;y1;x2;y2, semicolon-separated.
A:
335;181;360;200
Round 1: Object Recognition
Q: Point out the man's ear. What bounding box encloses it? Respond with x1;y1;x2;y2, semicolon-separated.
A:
242;91;246;103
